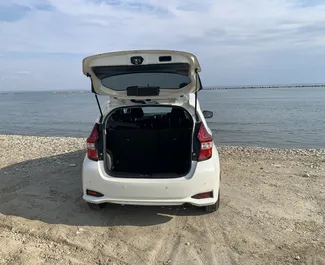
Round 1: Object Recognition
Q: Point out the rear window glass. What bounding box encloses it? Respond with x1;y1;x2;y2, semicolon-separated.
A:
141;107;172;114
92;63;191;91
118;106;172;115
101;73;190;90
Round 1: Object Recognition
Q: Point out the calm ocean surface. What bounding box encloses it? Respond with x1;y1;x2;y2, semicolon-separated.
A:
1;87;324;149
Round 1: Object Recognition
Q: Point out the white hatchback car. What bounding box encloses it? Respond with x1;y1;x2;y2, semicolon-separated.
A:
81;50;221;213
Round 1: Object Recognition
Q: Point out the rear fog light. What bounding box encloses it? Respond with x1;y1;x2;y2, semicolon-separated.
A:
191;191;213;199
86;189;104;197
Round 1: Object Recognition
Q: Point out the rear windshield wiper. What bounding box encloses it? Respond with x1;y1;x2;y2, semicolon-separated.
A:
130;99;146;104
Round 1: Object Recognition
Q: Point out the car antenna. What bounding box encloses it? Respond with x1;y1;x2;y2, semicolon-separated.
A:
194;68;199;122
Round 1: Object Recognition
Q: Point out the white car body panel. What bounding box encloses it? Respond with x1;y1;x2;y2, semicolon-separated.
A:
82;50;201;100
82;145;219;206
81;50;220;208
82;94;220;207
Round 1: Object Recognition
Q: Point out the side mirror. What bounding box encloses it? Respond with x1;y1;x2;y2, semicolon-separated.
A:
203;110;213;119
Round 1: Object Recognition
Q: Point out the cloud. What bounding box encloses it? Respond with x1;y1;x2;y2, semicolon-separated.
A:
1;0;325;90
16;71;30;74
0;4;31;22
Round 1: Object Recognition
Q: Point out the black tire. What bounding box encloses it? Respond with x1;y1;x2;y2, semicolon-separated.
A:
87;202;106;210
204;190;220;213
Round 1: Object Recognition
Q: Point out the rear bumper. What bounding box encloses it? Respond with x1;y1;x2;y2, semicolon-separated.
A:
82;147;220;207
82;195;217;207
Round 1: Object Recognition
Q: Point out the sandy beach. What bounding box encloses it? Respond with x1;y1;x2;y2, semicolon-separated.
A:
0;135;324;265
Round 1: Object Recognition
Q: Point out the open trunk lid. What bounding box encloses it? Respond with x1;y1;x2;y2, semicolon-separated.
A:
82;50;201;100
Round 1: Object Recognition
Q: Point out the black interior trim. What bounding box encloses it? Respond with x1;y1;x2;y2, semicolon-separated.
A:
103;105;194;178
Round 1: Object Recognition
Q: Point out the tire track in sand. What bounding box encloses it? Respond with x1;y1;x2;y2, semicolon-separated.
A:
146;207;209;265
202;212;239;265
146;207;190;265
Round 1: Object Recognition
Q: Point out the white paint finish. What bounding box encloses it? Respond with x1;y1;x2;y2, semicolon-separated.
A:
82;50;202;99
82;50;220;208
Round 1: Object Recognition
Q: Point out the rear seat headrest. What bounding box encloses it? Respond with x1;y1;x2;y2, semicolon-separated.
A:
170;108;187;127
171;108;185;118
120;113;133;122
130;108;144;119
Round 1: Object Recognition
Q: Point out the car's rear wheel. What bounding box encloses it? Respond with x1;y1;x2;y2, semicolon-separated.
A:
204;189;220;213
87;202;106;210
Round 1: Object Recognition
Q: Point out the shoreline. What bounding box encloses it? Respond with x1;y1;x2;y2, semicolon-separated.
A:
1;134;325;153
1;84;325;95
207;84;325;90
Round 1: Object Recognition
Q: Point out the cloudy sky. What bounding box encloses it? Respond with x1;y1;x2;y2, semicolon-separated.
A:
1;0;325;91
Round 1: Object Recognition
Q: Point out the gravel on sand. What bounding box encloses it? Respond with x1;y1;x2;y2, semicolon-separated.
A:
0;135;324;265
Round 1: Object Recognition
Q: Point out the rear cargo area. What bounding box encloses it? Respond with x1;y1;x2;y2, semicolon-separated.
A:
105;106;194;177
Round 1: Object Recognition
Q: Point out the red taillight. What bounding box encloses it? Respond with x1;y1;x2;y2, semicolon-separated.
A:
86;123;99;161
197;123;213;161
